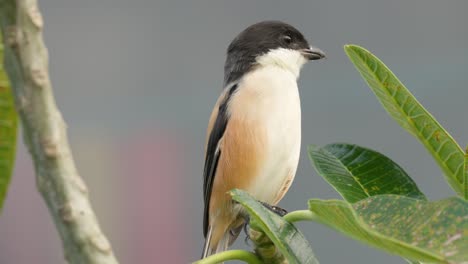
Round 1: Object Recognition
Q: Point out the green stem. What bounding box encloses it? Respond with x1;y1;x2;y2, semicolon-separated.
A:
284;210;317;223
194;250;262;264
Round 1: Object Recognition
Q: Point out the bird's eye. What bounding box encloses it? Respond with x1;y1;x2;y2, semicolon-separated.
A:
283;35;292;44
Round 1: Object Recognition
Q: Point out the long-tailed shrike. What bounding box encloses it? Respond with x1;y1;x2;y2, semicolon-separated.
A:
202;20;325;258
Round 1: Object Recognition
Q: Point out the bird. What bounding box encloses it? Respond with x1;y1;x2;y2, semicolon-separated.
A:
202;20;325;258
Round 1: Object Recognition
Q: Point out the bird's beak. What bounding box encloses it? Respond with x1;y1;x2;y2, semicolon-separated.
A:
301;46;326;60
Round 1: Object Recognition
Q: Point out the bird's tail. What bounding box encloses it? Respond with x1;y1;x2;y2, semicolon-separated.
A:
202;221;244;258
201;224;229;259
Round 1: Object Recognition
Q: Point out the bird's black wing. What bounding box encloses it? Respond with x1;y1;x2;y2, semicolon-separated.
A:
203;84;239;237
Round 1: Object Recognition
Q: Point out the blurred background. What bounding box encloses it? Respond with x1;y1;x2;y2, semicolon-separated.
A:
1;0;467;263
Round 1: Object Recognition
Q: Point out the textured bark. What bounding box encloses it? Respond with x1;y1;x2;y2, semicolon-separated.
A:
0;0;119;263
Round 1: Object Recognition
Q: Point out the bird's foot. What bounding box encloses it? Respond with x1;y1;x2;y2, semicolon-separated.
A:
241;215;251;245
238;201;288;245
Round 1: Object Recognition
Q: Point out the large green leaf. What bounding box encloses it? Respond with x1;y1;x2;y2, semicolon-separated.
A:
464;147;467;200
231;189;320;264
0;30;17;212
345;45;464;197
309;143;426;203
309;195;468;263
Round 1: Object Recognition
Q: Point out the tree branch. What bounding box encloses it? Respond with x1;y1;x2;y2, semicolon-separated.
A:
0;0;119;263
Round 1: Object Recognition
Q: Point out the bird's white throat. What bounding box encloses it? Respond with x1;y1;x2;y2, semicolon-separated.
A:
256;48;307;78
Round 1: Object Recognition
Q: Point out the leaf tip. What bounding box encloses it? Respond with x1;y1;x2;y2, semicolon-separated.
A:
229;189;251;203
229;188;240;195
344;45;375;61
307;144;321;165
344;44;361;53
307;144;318;153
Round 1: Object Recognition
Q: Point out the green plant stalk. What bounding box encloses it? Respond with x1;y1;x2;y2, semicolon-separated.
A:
0;0;118;263
231;190;320;264
284;210;317;223
248;218;287;264
195;217;291;264
194;250;262;264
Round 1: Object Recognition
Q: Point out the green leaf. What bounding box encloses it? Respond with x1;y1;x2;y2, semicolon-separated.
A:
309;143;426;203
230;189;320;264
309;195;468;263
464;146;468;200
309;144;427;264
0;30;17;212
344;44;465;197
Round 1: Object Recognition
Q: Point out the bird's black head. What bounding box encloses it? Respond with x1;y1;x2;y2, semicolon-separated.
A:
224;21;325;85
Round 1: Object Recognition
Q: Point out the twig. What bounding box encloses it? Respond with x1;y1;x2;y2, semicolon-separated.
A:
0;0;119;263
283;209;317;223
193;250;263;264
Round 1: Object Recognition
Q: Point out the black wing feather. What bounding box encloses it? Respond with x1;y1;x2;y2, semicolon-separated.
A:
203;84;239;237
